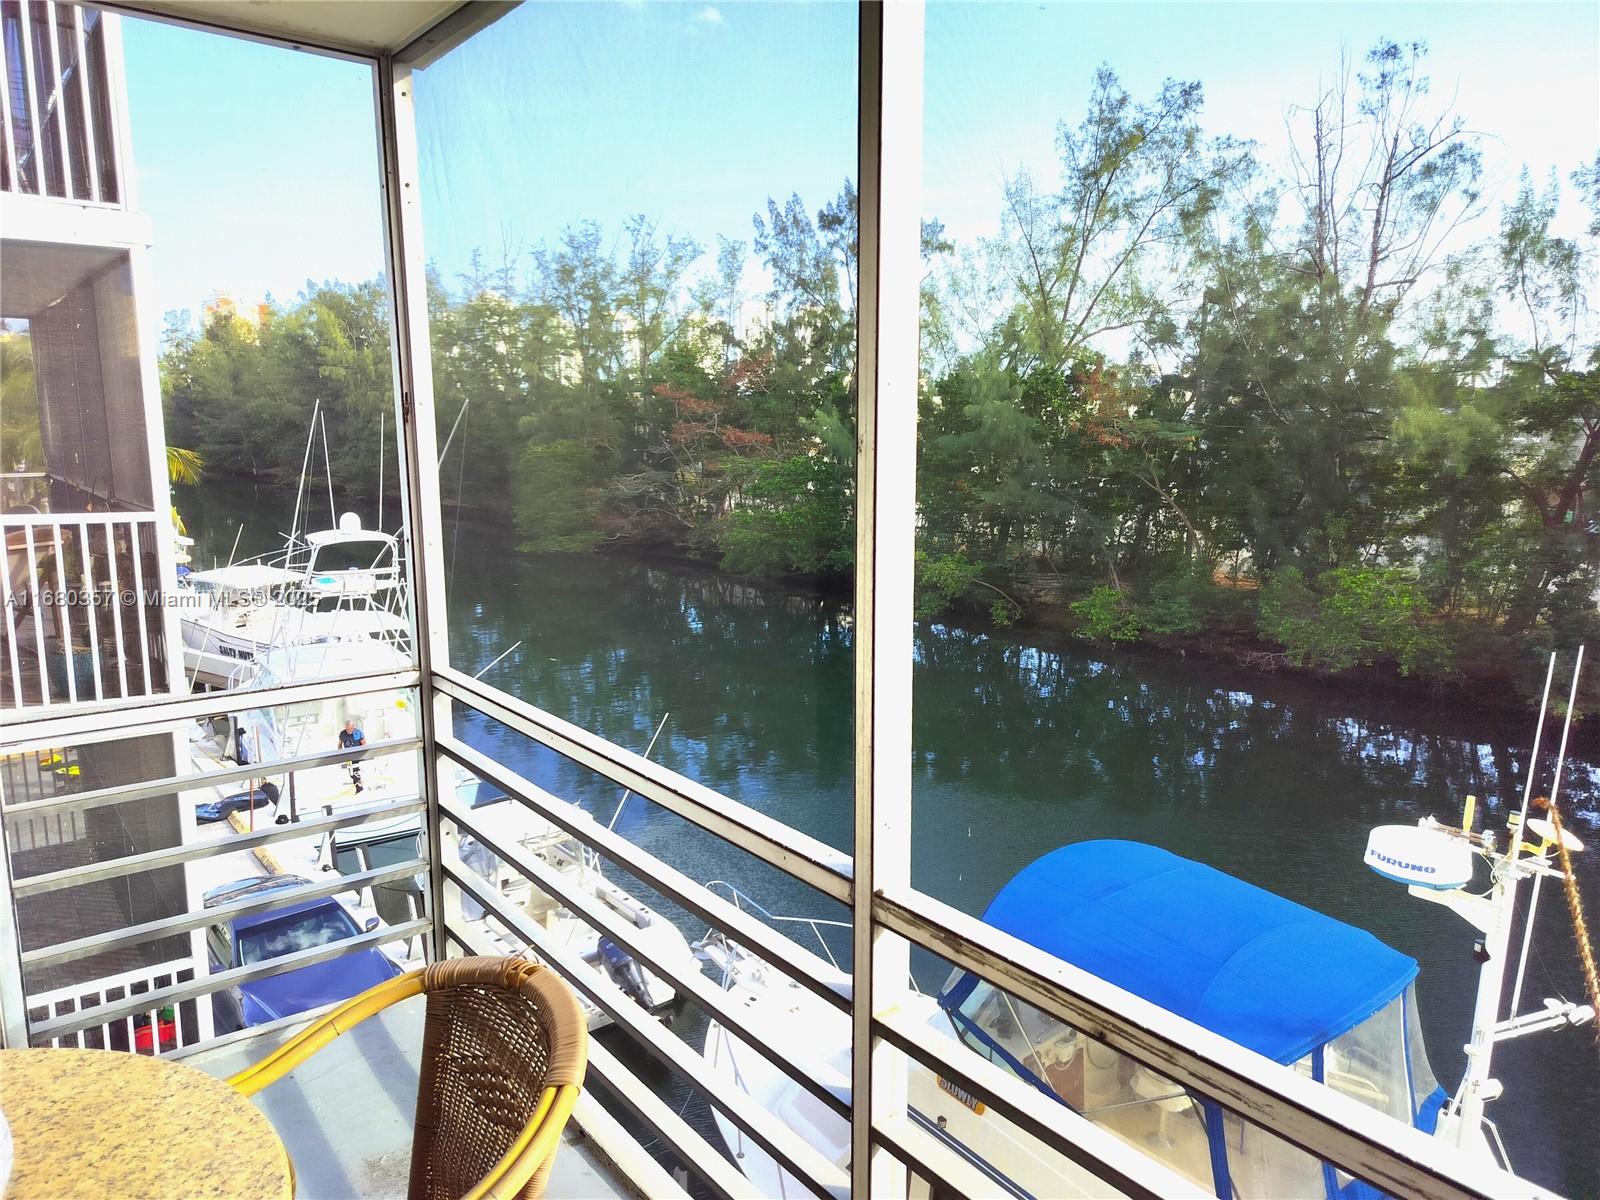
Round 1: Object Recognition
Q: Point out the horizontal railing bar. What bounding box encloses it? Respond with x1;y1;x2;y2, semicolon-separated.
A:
0;669;421;750
439;735;852;1015
448;918;756;1200
871;1112;1001;1200
570;1089;695;1200
441;794;850;1121
0;513;157;527
12;796;426;898
874;887;1539;1200
872;1005;1203;1200
21;859;427;970
442;859;848;1200
3;736;421;820
434;667;852;904
30;919;429;1041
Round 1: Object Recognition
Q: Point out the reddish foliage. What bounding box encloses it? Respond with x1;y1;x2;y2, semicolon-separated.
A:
721;427;774;450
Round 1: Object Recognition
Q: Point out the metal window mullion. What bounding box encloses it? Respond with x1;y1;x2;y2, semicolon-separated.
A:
442;858;848;1199
16;0;43;194
97;10;130;206
853;4;923;1197
11;796;426;899
438;734;850;1013
447;916;756;1200
440;793;849;1121
29;920;430;1042
433;667;853;903
0;667;421;749
99;519;128;695
21;858;427;971
375;54;453;966
3;733;420;819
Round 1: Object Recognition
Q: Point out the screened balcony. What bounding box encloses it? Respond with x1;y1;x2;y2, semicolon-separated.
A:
0;3;1585;1200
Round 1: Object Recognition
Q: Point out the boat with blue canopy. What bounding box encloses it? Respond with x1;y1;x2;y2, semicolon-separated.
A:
698;820;1592;1199
939;840;1445;1197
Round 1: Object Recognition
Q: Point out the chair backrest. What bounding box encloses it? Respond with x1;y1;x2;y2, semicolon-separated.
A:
408;956;588;1200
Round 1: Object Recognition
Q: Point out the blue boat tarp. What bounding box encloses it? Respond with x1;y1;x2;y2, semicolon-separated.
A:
973;840;1418;1064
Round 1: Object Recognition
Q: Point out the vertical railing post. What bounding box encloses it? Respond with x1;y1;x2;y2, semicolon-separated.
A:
852;2;924;1195
375;53;455;961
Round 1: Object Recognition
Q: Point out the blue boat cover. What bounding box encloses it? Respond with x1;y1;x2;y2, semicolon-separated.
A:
978;840;1418;1064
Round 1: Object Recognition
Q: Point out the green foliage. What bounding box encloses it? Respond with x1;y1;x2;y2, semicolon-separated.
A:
0;329;41;469
1071;586;1142;643
1259;566;1451;677
1138;569;1211;636
717;453;852;577
914;551;983;619
513;440;613;553
153;46;1600;708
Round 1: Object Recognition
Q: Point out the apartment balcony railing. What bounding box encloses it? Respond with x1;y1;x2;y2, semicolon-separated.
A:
2;511;170;708
1;0;123;205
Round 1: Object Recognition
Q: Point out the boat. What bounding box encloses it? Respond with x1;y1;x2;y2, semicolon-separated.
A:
698;829;1593;1198
454;777;701;1029
178;512;409;690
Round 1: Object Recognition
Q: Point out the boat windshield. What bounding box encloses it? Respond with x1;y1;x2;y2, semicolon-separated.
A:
1321;990;1411;1124
308;539;396;576
946;976;1216;1190
942;974;1376;1198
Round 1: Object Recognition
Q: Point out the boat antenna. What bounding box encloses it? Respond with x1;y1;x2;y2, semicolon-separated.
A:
320;407;336;526
1532;647;1599;1054
1510;651;1559;865
226;522;244;569
1510;646;1584;1016
438;395;471;468
473;640;522;680
609;711;670;832
289;397;321;547
377;406;385;533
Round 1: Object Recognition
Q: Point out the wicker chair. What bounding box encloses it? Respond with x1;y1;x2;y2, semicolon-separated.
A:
228;955;588;1200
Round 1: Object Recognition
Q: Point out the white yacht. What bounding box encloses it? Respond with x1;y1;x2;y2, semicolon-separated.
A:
179;512;409;689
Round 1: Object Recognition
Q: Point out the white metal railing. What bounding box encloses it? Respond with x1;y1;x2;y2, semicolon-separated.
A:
431;667;1552;1200
2;512;169;709
0;0;122;204
0;649;1566;1200
27;956;204;1053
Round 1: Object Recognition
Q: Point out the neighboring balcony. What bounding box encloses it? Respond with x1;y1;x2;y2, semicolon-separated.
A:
1;0;125;207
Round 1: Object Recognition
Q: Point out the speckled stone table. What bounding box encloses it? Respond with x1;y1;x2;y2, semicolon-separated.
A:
0;1047;293;1199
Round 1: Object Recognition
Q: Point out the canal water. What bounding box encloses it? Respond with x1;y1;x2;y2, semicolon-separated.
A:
189;481;1599;1196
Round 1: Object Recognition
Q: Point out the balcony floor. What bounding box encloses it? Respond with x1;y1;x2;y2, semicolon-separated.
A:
182;995;635;1200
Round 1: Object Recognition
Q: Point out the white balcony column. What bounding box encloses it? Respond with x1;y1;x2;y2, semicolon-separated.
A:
374;54;456;958
852;1;924;1195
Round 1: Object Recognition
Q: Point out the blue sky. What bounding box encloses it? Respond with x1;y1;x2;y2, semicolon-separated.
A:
123;1;1597;323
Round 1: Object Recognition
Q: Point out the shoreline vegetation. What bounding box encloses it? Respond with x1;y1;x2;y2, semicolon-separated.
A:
139;43;1597;724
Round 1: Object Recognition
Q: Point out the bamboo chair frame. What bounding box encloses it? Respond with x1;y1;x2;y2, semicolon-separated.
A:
229;956;587;1200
